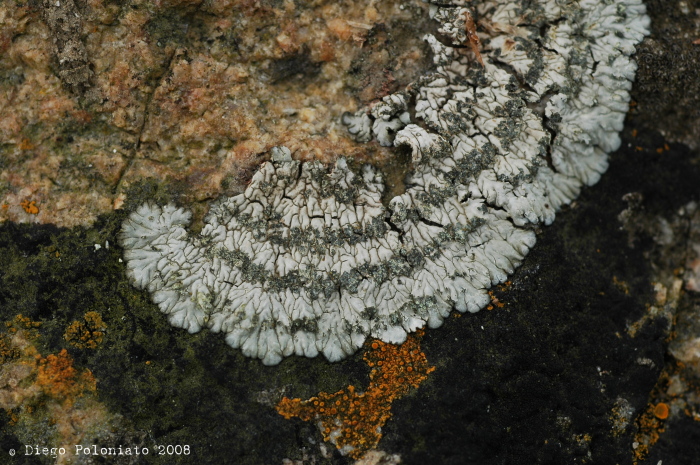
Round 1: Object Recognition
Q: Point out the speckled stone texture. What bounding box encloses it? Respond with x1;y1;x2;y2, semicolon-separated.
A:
0;0;431;227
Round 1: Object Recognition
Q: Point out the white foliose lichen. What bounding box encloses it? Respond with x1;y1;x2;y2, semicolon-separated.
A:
120;0;650;364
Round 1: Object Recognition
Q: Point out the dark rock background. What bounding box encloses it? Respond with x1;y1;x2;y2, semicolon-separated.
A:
1;1;699;464
632;0;700;150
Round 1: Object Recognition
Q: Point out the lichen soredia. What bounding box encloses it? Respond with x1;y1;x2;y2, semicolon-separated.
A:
120;0;650;365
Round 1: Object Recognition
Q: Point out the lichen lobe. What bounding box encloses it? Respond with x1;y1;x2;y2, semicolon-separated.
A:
120;0;651;365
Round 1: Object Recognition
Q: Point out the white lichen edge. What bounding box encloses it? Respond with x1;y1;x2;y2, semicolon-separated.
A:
120;0;650;365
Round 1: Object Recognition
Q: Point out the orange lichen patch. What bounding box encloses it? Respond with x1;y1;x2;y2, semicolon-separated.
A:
633;360;700;463
5;314;41;339
0;334;21;364
20;199;39;215
653;402;669;420
0;315;120;465
36;349;97;403
633;401;667;462
64;311;107;349
494;280;512;294
573;433;592;448
654;143;671;154
5;409;20;426
488;290;505;308
0;316;41;371
631;129;638;138
655;144;671;154
276;330;435;459
18;138;34;150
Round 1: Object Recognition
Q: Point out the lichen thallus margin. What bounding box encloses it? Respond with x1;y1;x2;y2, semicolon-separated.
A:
120;0;650;365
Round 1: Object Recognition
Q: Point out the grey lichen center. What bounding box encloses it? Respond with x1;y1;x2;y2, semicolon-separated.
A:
120;0;650;365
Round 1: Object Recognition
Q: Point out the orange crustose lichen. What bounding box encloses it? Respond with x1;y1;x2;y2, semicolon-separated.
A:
276;330;435;459
653;402;669;420
18;139;34;150
20;199;39;215
0;315;41;363
632;360;700;463
0;314;119;464
36;349;96;403
64;311;107;349
5;314;42;337
633;401;666;462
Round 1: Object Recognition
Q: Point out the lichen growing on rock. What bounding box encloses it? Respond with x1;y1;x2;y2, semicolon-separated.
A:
121;152;534;364
0;315;124;465
120;0;650;364
0;0;429;228
276;330;434;459
64;311;107;349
